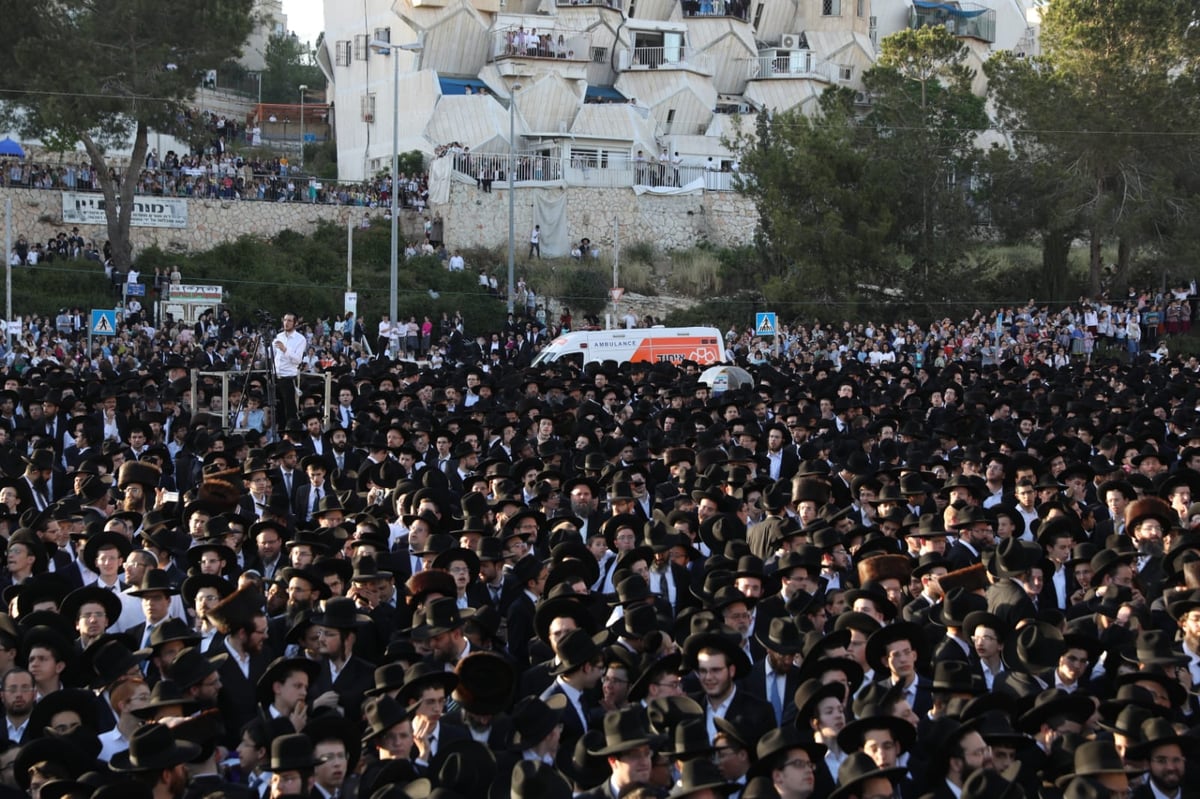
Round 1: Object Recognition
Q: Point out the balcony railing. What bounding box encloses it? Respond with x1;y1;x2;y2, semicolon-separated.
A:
556;0;622;9
491;28;591;62
745;53;837;82
617;46;713;74
680;0;750;21
451;152;739;190
910;1;996;43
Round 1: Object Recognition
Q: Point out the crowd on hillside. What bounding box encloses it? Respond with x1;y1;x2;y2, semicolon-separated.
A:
0;154;431;209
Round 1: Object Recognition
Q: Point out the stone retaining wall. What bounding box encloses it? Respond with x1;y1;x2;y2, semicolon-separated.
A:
433;181;758;253
0;183;758;259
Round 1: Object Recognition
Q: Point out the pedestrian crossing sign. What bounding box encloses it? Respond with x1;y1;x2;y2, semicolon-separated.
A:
755;312;777;336
91;309;117;336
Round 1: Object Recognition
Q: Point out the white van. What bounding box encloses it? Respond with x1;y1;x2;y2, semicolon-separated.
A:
531;327;726;368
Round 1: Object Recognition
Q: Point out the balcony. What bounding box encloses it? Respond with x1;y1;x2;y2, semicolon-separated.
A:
745;52;837;82
617;46;713;74
910;0;996;44
680;0;750;21
556;0;622;9
491;28;591;62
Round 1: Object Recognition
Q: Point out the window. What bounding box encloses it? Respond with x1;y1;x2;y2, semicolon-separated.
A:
822;0;840;15
869;15;878;46
335;41;352;66
753;3;764;28
361;93;377;122
373;27;391;43
354;34;369;60
839;65;853;81
591;46;609;63
856;0;863;16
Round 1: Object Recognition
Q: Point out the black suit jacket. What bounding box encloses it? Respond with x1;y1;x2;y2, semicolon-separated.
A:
216;648;270;747
506;592;538;668
986;578;1039;629
739;660;804;727
944;540;982;572
309;654;376;724
689;688;776;751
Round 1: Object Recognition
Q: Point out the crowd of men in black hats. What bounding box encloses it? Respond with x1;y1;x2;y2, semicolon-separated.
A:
0;315;1198;799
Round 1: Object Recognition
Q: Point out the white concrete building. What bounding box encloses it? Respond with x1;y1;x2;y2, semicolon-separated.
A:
316;0;1041;180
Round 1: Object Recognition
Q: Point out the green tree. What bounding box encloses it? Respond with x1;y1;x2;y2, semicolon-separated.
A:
732;93;898;301
862;26;989;289
985;0;1200;294
260;32;326;104
0;0;256;271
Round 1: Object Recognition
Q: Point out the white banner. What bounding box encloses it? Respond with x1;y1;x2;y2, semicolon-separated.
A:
61;192;189;229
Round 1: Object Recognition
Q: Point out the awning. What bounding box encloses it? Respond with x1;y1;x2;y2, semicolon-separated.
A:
438;77;489;95
913;0;989;17
585;85;626;103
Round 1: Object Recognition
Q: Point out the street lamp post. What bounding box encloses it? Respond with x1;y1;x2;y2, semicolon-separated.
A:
298;84;308;169
369;39;424;332
508;83;521;315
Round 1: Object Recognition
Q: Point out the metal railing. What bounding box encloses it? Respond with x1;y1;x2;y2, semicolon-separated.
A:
452;152;739;190
745;53;837;82
617;46;713;74
910;3;996;43
490;29;591;62
453;153;565;182
556;0;623;8
680;0;750;20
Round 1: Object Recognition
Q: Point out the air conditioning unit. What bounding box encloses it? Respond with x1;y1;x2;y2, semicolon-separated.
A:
853;91;870;105
780;33;803;50
364;113;375;123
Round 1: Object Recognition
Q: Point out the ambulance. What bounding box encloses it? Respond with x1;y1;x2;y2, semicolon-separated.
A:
531;327;726;367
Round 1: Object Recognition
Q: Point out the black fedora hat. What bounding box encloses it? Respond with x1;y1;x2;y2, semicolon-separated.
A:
931;660;985;695
548;628;603;676
1128;717;1200;760
667;759;736;799
312;596;371;631
929;587;987;628
864;620;927;673
453;651;516;715
627;651;684;703
396;662;459;706
533;587;596;645
588;706;665;756
135;617;200;655
361;695;414;743
58;585;122;627
25;688;99;741
84;638;144;689
364;662;409;698
748;726;826;779
256;656;321;705
510;694;568;750
511;760;573;799
163;646;227;689
410;596;475;641
792;679;847;731
828;752;907;799
110;722;202;772
1017;688;1095;734
130;679;199;720
837;694;917;755
12;736;94;791
1053;739;1131;787
661;716;714;760
1002;622;1065;674
754;616;805;655
270;732;317;771
126;568;179;598
80;530;133;574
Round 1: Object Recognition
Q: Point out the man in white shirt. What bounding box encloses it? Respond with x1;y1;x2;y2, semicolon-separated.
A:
272;313;306;428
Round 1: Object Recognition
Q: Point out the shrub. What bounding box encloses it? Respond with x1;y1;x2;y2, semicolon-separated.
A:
668;249;722;296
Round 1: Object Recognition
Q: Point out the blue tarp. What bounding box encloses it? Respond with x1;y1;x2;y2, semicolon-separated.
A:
439;77;489;95
913;0;988;17
585;85;626;102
